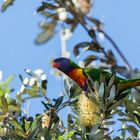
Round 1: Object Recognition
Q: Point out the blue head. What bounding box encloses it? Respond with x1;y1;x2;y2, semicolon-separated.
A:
52;57;79;74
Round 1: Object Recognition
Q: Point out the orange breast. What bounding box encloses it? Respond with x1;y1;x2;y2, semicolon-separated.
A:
68;68;87;87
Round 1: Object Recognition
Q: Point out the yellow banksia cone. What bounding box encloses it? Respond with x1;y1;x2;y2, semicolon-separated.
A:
42;114;50;128
78;92;101;127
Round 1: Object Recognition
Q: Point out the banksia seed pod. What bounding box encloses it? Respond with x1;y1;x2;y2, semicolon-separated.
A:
78;92;101;127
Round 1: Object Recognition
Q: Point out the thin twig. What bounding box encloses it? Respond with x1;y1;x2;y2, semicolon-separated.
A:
57;0;133;73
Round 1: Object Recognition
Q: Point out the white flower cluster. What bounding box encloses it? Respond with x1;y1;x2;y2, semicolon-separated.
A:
19;69;47;94
57;8;67;21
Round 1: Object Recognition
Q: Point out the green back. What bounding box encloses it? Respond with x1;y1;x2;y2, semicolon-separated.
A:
84;68;125;83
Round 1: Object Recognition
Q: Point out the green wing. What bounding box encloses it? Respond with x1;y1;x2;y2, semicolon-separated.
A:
84;68;110;82
84;68;140;91
68;59;140;92
84;68;125;83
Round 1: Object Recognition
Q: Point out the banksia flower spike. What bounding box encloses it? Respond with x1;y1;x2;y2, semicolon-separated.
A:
78;92;101;127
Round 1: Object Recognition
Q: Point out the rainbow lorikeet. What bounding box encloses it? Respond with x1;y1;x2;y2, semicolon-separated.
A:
52;57;140;92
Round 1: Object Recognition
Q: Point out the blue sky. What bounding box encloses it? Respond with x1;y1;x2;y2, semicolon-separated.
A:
0;0;140;118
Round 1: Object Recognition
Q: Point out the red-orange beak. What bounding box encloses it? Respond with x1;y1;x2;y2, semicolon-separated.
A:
52;61;60;68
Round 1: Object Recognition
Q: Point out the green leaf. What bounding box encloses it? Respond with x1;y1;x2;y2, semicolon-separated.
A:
8;105;21;112
66;131;74;138
27;115;42;138
26;89;40;97
103;121;115;125
118;118;132;122
58;136;63;140
41;80;47;96
98;82;104;100
53;96;64;109
0;75;14;95
58;131;74;140
89;125;104;140
35;22;56;44
6;75;14;84
108;75;116;87
84;55;98;67
114;137;121;140
24;121;31;132
15;129;26;138
0;96;8;113
41;101;52;110
108;99;123;110
128;125;138;137
108;85;116;103
37;2;58;12
0;115;6;121
1;0;15;12
73;42;92;56
10;119;26;138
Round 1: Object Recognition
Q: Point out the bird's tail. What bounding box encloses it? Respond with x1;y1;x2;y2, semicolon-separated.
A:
119;79;140;91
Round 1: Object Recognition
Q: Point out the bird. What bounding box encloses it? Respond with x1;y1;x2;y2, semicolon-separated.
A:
52;57;140;93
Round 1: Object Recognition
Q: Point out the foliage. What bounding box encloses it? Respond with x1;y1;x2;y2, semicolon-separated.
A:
1;0;140;139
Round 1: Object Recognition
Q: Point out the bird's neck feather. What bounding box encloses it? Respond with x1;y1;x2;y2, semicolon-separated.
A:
67;68;87;87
